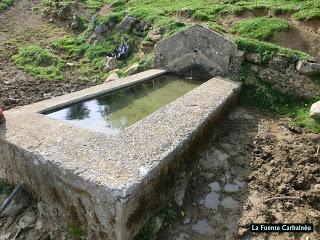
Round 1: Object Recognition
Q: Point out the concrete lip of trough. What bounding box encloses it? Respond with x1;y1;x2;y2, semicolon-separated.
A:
0;69;241;239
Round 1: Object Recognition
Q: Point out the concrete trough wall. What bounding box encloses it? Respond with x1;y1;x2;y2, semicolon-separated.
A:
0;69;241;239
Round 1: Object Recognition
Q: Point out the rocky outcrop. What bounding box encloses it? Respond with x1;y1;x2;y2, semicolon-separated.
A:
310;101;320;120
119;16;151;36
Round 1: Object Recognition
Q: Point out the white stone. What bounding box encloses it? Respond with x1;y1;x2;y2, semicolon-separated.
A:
310;101;320;120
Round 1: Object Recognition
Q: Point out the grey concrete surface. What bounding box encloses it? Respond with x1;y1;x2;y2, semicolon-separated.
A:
155;25;242;78
0;69;241;239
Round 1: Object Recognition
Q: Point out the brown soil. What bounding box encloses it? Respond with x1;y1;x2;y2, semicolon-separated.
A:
218;12;320;61
270;19;320;61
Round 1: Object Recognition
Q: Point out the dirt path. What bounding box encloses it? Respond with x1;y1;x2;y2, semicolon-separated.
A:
0;0;95;110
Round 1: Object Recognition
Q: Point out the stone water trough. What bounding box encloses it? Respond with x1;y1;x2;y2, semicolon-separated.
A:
0;25;242;239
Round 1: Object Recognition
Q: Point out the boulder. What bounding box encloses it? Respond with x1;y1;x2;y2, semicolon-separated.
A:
310;101;320;120
244;53;262;65
124;63;139;76
296;60;320;76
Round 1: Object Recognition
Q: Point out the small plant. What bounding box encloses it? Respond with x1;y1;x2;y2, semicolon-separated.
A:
12;45;65;80
0;0;14;12
231;17;290;41
68;223;83;238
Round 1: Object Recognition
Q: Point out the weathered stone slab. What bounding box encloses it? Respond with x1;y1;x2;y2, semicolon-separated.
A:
155;25;242;78
0;69;241;239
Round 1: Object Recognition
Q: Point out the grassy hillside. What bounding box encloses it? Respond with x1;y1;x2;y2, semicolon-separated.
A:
5;0;320;133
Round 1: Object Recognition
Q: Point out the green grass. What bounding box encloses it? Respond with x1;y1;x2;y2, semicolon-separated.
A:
12;45;65;80
51;36;89;60
235;37;312;63
0;0;14;12
231;17;290;41
237;64;320;133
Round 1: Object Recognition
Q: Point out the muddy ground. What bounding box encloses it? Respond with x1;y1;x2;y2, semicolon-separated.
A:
0;0;320;239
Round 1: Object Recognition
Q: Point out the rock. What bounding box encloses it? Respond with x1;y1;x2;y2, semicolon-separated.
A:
95;23;109;34
221;197;239;210
0;188;32;218
140;41;154;53
0;107;5;124
66;62;75;67
174;233;190;240
269;56;292;72
147;29;162;43
224;183;240;192
310;101;320;120
296;60;320;76
192;219;209;235
119;16;138;32
244;53;262;64
57;5;72;20
105;70;120;82
124;63;139;76
204;191;219;210
174;178;188;207
154;216;164;233
312;184;320;193
208;182;220;192
70;14;81;30
104;56;117;72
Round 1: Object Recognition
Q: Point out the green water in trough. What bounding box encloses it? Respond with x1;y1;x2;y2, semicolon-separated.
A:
46;75;202;135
